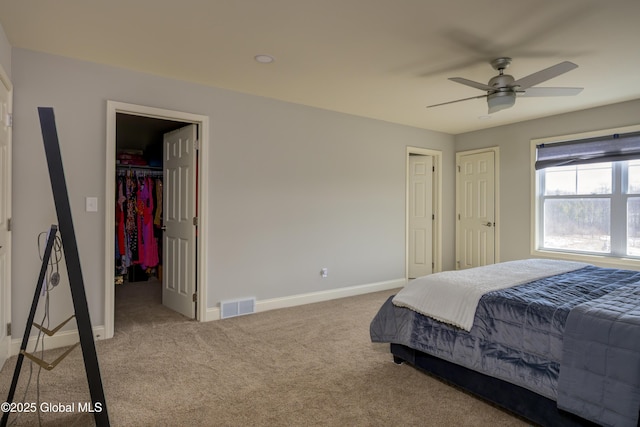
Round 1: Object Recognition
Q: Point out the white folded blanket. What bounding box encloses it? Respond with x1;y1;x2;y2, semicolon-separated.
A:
392;259;589;331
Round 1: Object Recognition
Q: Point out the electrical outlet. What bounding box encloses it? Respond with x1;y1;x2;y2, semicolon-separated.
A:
320;268;328;278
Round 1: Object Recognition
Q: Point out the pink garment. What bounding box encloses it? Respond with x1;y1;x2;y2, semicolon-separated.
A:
137;177;159;269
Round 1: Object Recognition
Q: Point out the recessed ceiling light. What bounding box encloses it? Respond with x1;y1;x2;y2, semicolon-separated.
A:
254;54;275;64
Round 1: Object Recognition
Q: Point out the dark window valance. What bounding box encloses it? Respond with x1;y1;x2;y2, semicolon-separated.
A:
535;131;640;170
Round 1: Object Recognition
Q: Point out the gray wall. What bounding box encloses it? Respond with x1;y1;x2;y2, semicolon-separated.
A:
12;37;638;342
0;23;10;78
455;99;640;262
10;48;456;338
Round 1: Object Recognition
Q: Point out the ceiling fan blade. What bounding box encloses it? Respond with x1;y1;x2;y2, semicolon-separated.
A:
449;77;495;91
519;87;583;97
511;61;578;90
427;94;488;108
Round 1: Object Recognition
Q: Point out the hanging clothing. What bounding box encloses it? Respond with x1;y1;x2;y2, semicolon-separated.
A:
154;178;163;227
125;171;139;264
137;176;159;269
116;168;162;276
116;177;127;256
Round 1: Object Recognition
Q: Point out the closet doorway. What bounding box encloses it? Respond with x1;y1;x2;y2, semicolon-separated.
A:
105;101;209;339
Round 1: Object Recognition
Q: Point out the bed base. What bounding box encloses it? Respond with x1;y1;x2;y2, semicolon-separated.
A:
390;343;597;427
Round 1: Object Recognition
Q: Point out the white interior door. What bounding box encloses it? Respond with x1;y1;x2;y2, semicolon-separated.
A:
0;68;12;368
408;155;433;279
457;150;495;269
163;124;197;318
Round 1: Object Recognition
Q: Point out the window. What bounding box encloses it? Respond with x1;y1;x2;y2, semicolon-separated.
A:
534;129;640;261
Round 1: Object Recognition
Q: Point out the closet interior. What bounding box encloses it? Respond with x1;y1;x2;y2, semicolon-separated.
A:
114;113;186;288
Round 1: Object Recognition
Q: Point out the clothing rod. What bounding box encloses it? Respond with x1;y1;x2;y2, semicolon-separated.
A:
116;164;162;170
116;166;163;176
117;172;163;178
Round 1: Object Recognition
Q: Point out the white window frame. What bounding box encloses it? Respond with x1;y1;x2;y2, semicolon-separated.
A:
531;124;640;269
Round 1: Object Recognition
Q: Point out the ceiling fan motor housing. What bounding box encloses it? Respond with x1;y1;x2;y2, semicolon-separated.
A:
489;74;515;91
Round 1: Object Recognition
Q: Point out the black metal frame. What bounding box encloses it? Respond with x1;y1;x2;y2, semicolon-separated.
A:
2;225;58;427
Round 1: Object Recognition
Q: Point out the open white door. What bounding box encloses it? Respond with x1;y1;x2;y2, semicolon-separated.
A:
0;67;12;368
457;150;496;269
162;125;197;318
408;155;433;278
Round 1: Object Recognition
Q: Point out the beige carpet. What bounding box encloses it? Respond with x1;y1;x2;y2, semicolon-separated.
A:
0;281;527;426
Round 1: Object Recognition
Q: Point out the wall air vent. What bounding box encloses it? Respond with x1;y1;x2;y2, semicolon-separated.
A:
220;297;256;319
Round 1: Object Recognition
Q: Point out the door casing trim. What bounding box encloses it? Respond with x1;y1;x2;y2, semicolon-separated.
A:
105;101;209;339
406;146;442;277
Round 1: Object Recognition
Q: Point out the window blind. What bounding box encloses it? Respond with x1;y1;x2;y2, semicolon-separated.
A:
535;131;640;170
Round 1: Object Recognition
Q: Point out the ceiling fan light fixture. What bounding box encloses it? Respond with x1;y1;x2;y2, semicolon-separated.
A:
487;91;516;114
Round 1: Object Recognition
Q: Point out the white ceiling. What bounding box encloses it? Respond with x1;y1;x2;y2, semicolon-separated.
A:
1;0;639;135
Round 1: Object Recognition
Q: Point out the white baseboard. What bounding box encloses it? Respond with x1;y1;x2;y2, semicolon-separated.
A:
9;280;405;353
204;278;406;322
10;326;106;356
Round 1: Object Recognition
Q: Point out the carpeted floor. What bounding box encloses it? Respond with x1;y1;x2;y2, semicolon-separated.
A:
0;281;527;426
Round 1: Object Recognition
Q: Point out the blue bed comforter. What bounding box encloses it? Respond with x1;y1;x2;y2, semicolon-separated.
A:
370;265;640;423
558;280;640;426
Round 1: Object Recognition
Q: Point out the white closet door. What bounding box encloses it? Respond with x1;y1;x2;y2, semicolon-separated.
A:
162;124;197;318
0;66;12;369
457;150;495;269
408;155;433;279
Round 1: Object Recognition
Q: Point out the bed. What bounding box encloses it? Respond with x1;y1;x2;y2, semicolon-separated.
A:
370;259;640;427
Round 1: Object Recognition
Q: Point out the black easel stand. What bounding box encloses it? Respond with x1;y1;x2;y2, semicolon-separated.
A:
1;107;110;426
1;225;58;427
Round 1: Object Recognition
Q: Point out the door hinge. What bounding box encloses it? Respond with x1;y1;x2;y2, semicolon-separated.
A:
5;113;12;128
457;165;460;173
432;166;435;172
432;214;435;220
193;216;198;226
6;323;11;336
457;213;461;220
194;139;200;151
7;217;11;232
192;293;197;302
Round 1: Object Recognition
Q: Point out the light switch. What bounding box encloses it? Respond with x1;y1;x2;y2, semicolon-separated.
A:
86;197;98;212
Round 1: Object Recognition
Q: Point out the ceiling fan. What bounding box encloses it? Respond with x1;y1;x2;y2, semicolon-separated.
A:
427;57;583;114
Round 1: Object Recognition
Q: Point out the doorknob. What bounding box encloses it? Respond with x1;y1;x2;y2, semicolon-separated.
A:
483;222;493;227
